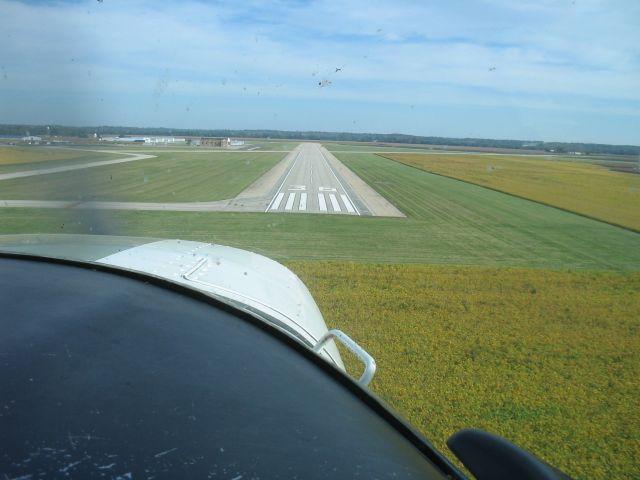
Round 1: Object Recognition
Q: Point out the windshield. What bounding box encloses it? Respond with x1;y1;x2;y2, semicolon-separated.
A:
0;1;638;479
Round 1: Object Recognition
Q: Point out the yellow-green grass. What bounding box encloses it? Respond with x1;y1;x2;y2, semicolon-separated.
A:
0;151;286;202
0;147;121;174
289;261;640;480
380;152;640;232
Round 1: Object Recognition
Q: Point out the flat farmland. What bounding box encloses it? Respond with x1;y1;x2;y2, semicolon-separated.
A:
291;262;640;480
0;151;286;202
380;152;640;231
0;147;121;174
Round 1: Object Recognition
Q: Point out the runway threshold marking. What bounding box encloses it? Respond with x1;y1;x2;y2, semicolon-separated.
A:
318;194;327;212
299;193;307;211
285;193;296;211
270;192;285;210
341;194;356;213
318;148;361;216
265;151;301;212
328;194;341;212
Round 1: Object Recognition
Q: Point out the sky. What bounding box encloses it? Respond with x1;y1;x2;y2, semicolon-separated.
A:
0;0;638;144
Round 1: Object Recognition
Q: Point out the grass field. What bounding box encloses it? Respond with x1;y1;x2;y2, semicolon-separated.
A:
290;262;640;480
380;152;640;232
1;166;639;270
1;146;639;478
0;147;121;174
0;151;286;202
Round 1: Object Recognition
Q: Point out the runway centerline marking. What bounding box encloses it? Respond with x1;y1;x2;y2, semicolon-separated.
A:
299;193;307;211
328;194;341;212
265;151;301;212
285;193;296;211
341;194;356;213
318;194;327;212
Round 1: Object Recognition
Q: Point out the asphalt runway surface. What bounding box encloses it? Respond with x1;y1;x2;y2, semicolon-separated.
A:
0;144;404;217
265;143;365;216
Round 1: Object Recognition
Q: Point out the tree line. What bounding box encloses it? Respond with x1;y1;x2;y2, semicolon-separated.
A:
1;124;637;155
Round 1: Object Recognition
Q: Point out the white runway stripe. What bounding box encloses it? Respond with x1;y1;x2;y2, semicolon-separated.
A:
318;193;327;212
270;192;285;210
341;194;356;213
285;193;296;211
329;194;341;212
299;193;307;211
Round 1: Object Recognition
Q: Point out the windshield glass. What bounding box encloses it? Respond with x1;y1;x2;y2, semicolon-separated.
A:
0;1;638;479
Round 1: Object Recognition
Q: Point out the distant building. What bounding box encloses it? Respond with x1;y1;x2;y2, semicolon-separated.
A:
199;137;224;147
194;137;245;148
100;136;186;144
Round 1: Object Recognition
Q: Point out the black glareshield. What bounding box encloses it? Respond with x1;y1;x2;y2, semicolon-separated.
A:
1;254;463;480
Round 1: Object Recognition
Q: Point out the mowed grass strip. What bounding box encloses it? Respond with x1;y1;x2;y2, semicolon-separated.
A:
289;261;640;480
2;200;639;271
0;151;286;202
380;152;640;232
0;147;122;174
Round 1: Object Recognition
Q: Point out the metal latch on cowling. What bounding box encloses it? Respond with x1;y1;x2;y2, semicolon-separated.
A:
313;329;376;387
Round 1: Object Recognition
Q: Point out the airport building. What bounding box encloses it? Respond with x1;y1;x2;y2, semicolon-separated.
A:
100;136;186;145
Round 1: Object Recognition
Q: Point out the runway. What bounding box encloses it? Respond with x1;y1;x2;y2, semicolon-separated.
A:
0;143;404;217
265;143;365;215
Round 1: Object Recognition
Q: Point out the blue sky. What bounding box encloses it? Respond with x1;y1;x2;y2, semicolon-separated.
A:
0;0;638;144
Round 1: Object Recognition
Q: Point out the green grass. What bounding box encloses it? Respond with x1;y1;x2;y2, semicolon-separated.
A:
289;262;640;480
0;150;638;271
0;147;122;174
1;152;639;270
0;151;286;202
381;152;640;231
1;198;638;272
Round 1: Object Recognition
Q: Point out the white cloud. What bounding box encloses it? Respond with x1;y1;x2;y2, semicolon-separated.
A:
0;0;638;142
